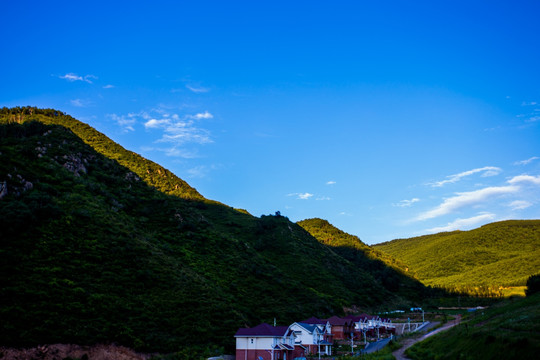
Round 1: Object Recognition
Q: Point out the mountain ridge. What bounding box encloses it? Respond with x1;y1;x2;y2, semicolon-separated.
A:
374;219;540;295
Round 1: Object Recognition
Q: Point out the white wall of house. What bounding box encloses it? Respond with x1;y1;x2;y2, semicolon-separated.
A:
289;323;319;345
236;336;275;350
236;335;295;350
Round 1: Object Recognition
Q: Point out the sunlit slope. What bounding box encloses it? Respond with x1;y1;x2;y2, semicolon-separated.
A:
374;220;540;291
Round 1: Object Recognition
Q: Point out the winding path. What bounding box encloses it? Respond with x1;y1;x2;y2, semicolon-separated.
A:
392;315;462;360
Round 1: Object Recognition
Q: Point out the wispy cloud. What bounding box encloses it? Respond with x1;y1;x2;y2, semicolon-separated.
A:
288;192;313;200
514;157;539;166
521;101;538;106
70;99;86;107
142;110;213;147
316;196;331;201
59;73;97;84
509;200;532;210
393;198;420;207
425;213;496;233
108;113;137;132
326;181;336;185
186;84;210;93
415;173;540;221
415;185;519;221
186;164;219;178
508;174;540;186
190;111;213;120
103;84;115;89
430;166;502;187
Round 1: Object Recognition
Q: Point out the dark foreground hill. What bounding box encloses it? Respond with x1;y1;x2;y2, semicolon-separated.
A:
374;221;540;295
0;107;433;354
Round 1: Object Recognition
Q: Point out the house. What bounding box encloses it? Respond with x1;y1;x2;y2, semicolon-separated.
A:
325;316;355;340
289;322;332;356
235;323;295;360
302;317;334;344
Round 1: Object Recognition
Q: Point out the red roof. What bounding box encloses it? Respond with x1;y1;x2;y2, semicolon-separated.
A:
344;315;363;322
235;323;290;337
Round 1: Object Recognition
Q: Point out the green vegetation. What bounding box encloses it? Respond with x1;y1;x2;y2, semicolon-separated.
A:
526;274;540;296
298;218;433;303
374;221;540;296
405;293;540;360
0;107;434;355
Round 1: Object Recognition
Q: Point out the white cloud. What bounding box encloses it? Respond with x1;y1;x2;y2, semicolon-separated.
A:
508;174;540;186
326;181;336;185
186;84;210;93
103;84;115;89
514;157;539;166
393;198;420;207
186;165;219;178
70;99;85;107
144;119;170;129
108;113;136;132
141;111;213;146
522;101;538;106
316;196;331;201
415;185;519;221
59;73;97;83
288;192;314;200
298;192;313;200
430;166;502;187
509;200;532;210
191;111;213;120
425;213;496;233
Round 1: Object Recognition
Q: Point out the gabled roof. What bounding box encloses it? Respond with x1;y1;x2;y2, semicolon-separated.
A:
344;315;363;322
235;323;290;337
291;322;320;334
325;316;353;326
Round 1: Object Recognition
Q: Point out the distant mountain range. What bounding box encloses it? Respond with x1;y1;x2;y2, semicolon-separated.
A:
374;220;540;295
0;107;431;354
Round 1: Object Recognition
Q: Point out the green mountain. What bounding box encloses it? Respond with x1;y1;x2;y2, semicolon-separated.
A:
405;292;540;360
297;218;427;298
0;107;432;354
374;221;540;295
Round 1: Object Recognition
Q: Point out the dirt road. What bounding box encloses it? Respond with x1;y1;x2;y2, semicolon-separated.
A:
392;315;462;360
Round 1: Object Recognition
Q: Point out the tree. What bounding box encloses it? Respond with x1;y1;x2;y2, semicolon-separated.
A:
526;274;540;296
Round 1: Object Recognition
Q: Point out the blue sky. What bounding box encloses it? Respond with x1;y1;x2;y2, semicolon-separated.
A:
2;1;540;244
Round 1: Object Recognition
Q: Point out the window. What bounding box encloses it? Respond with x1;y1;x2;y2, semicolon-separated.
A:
250;339;254;344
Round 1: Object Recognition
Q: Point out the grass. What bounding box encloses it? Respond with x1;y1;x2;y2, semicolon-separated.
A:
404;293;540;360
374;221;540;295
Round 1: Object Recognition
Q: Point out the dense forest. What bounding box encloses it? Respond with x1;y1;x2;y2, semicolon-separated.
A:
374;221;540;296
0;107;434;355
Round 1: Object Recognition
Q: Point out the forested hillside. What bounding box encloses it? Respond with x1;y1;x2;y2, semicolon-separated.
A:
374;221;540;295
297;218;426;298
0;107;433;355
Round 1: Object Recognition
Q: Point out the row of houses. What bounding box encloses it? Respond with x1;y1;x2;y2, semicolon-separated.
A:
235;315;396;360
